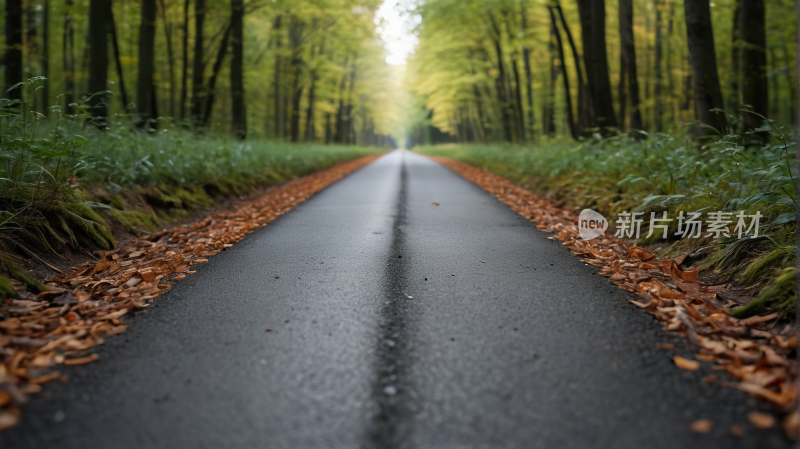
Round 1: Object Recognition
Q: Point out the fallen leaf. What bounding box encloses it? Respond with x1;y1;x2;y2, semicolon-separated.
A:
730;424;745;437
656;344;674;350
783;411;800;440
0;411;19;430
690;419;713;433
63;354;100;366
432;202;440;206
674;356;700;371
747;412;775;429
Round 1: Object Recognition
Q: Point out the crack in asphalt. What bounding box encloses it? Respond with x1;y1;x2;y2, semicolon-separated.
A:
366;151;415;449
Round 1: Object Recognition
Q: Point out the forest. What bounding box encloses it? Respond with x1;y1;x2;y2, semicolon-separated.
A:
404;0;798;145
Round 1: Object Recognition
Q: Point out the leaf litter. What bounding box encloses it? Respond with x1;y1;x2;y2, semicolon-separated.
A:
431;156;799;440
0;154;381;430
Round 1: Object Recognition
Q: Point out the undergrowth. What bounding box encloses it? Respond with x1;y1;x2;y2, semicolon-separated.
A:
417;122;798;319
0;78;383;292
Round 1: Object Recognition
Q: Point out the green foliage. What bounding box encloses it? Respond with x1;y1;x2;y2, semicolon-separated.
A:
0;275;17;300
416;128;797;300
730;268;797;319
1;257;48;293
0;79;382;256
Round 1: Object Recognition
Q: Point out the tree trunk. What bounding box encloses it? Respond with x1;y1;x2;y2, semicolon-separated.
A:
683;0;728;134
63;14;75;114
619;0;643;132
738;0;767;132
180;0;189;121
653;0;664;131
489;15;513;142
576;0;617;131
202;23;231;127
272;14;284;139
544;18;557;137
549;7;576;139
333;57;348;144
555;3;587;135
521;8;534;141
88;0;108;124
231;0;246;139
108;2;129;111
41;0;49;113
25;4;37;109
137;0;158;127
511;57;526;142
729;0;741;123
342;61;357;144
158;0;176;119
665;2;675;125
288;17;304;142
5;0;23;101
190;0;206;129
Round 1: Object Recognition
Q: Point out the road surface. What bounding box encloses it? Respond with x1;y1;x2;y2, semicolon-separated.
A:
1;151;789;448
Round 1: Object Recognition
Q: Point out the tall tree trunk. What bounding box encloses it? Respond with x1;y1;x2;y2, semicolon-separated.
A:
521;9;535;142
158;0;176;119
665;2;675;125
41;0;49;113
108;2;129;110
25;4;37;109
137;0;158;127
5;0;23;101
549;7;576;139
738;0;767;132
303;42;319;142
653;0;664;131
288;17;304;143
544;18;557;137
729;0;741;124
619;0;644;131
180;0;189;121
272;14;284;139
202;23;231;127
190;0;206;129
555;3;587;135
619;44;627;132
63;14;75;114
511;57;526;142
231;0;246;139
324;112;332;144
489;15;513;142
88;0;108;124
683;0;728;134
341;60;357;145
576;0;617;132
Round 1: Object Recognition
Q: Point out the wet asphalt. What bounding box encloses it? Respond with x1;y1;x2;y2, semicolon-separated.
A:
1;150;792;449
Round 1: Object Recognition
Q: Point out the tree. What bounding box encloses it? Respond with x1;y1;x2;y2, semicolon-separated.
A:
653;0;664;131
108;2;129;110
159;0;177;118
548;6;576;139
180;0;190;121
5;0;23;101
683;0;727;134
191;0;206;129
273;14;284;139
738;0;767;133
555;2;587;136
41;0;50;112
88;0;108;123
619;0;643;132
137;0;158;127
576;0;617;132
231;0;246;139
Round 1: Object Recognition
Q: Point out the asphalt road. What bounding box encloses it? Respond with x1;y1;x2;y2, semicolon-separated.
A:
2;150;790;448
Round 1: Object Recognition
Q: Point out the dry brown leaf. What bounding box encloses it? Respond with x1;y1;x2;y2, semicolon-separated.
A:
730;424;745;437
0;411;19;430
656;344;674;350
690;419;713;433
783;411;800;440
673;356;700;371
748;412;775;429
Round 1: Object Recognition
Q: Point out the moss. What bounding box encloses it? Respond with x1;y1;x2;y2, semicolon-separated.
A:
171;185;210;210
0;275;17;299
1;258;48;293
109;195;125;210
738;248;795;284
62;204;116;250
730;267;796;319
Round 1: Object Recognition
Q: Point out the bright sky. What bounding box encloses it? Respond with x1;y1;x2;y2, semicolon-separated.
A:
375;1;419;65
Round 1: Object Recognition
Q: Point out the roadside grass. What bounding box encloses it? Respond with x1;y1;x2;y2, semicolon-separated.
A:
416;128;798;318
0;84;382;295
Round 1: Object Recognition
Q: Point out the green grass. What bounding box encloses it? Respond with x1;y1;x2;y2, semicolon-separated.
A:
0;79;383;289
416;129;798;318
